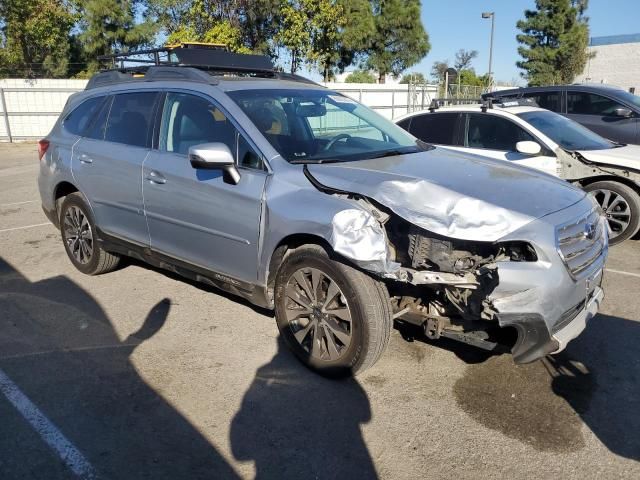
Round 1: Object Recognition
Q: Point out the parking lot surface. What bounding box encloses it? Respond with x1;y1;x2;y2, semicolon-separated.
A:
1;142;639;479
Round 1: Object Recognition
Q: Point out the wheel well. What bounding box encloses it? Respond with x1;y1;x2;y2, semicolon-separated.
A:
54;181;79;205
578;175;640;195
266;234;332;295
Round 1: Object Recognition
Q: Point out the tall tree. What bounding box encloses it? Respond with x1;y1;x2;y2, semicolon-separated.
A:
276;0;348;81
366;0;430;83
306;0;345;82
0;0;76;78
336;0;375;72
145;0;282;56
516;0;591;86
276;1;309;73
76;0;156;74
454;49;478;71
430;60;449;82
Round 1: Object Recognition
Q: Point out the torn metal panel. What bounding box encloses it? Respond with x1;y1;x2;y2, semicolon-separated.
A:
329;208;400;276
307;148;586;242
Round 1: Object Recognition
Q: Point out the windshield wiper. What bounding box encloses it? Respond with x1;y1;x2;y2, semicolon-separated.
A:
368;148;417;159
289;157;342;164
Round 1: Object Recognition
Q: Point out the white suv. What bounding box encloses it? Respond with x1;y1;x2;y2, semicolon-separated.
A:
396;100;640;244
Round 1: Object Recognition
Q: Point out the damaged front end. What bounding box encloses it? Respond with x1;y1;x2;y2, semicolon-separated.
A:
327;193;539;357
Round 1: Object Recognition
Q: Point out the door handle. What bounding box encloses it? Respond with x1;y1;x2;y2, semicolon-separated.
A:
146;171;167;185
79;154;93;164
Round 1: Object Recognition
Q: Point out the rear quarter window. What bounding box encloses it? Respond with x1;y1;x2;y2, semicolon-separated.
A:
62;96;104;136
409;112;459;145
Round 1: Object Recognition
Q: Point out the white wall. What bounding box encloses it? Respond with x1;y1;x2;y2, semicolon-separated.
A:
0;78;437;141
325;82;438;119
0;78;87;140
576;42;640;92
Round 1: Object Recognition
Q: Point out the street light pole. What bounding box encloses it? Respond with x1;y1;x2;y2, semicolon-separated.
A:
482;12;495;90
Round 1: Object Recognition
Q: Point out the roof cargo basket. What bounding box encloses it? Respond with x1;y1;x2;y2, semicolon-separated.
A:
96;43;275;74
87;43;318;90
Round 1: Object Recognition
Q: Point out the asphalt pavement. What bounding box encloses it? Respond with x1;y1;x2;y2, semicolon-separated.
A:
1;142;639;479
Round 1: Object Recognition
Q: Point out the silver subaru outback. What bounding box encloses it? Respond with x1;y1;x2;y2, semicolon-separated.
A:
38;48;608;376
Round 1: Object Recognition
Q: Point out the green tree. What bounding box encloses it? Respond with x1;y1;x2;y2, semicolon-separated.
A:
458;68;488;87
516;0;591;86
275;0;347;81
399;72;426;84
306;0;345;82
145;0;282;56
0;0;76;78
345;70;376;83
366;0;430;83
454;49;477;71
276;2;309;73
75;0;156;75
336;0;374;72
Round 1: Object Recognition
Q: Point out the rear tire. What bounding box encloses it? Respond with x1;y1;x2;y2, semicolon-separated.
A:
60;193;121;275
584;181;640;245
274;245;392;377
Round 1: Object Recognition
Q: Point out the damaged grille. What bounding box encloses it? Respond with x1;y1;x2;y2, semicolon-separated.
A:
556;209;607;279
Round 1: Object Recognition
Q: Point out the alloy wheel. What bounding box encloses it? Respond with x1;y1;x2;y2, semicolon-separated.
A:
284;267;353;361
591;188;631;239
63;205;94;264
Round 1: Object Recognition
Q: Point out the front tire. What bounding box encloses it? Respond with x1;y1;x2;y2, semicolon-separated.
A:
584;181;640;245
60;193;120;275
274;245;392;377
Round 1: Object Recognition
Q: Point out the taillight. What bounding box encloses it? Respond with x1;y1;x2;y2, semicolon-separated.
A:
38;139;50;160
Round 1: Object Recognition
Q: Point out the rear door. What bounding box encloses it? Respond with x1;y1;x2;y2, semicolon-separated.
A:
72;91;160;246
142;91;268;283
520;90;562;112
565;90;638;144
459;113;558;176
404;112;461;146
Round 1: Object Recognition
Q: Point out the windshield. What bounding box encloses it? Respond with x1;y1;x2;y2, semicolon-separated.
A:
227;88;428;163
615;90;640;109
517;110;613;151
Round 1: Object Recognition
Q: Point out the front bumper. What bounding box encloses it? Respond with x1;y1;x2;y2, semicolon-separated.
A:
497;285;604;363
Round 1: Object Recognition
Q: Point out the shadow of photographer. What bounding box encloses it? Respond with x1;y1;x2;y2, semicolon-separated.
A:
230;338;378;480
0;257;241;479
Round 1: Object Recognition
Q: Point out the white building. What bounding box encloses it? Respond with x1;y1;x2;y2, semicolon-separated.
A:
576;33;640;92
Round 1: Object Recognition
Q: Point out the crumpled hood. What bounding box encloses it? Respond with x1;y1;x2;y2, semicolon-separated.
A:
308;147;585;241
577;144;640;172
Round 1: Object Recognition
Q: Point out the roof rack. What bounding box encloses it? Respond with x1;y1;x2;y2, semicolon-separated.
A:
427;96;538;113
86;43;319;90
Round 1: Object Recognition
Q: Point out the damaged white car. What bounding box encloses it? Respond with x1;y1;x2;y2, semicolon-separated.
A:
396;99;640;244
40;55;609;376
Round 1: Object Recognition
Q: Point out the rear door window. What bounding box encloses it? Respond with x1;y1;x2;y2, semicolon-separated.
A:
522;91;561;111
567;92;625;116
465;113;535;151
409;112;459;145
104;92;158;148
62;96;104;136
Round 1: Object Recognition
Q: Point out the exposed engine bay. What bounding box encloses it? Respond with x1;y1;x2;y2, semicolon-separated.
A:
329;194;538;352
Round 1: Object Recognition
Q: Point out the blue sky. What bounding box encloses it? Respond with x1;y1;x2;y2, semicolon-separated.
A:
414;0;640;85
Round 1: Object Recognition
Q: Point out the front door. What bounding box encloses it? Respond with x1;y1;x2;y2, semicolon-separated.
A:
451;112;558;176
565;91;639;144
72;92;159;246
142;91;268;283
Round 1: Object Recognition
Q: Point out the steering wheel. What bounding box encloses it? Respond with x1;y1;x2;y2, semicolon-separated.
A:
323;133;352;151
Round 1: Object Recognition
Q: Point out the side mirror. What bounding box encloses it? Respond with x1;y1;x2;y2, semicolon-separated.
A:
189;143;240;184
613;107;633;118
515;140;542;156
